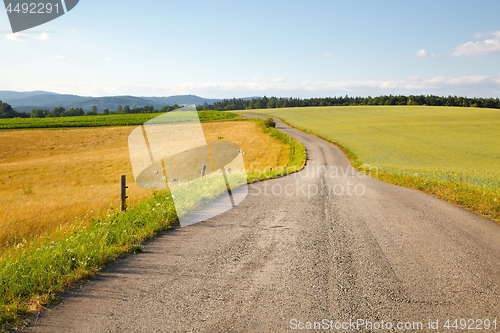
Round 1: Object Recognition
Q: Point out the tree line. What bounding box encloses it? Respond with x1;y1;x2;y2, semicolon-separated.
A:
21;104;181;118
197;95;500;111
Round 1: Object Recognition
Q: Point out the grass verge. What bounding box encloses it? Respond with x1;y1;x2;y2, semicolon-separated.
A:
0;191;177;331
374;172;500;223
246;118;307;183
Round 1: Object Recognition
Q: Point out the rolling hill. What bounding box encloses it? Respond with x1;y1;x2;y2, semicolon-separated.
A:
0;91;223;113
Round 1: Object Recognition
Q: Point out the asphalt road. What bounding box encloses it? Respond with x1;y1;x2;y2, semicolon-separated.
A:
24;117;500;332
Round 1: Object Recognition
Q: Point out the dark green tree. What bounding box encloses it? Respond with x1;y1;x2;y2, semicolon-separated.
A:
0;101;17;118
89;105;98;115
30;109;47;118
48;107;65;117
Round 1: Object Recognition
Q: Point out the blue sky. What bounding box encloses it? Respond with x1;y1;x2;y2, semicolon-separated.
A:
1;0;500;98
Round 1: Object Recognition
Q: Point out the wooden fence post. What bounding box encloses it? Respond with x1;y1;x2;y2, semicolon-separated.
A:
121;175;128;211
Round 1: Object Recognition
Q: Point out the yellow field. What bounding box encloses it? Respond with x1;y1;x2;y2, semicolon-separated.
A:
0;121;289;248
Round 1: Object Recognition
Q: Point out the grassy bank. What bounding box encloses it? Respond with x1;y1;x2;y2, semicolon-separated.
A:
246;118;307;183
245;106;500;223
0;191;177;331
328;137;500;223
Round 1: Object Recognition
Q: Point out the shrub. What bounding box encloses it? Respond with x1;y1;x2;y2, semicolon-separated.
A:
263;118;276;128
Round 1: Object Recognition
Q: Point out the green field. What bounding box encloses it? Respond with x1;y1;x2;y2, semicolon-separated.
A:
0;111;240;129
245;106;500;221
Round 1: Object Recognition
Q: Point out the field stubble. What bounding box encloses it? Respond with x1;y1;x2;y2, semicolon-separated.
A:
0;120;291;251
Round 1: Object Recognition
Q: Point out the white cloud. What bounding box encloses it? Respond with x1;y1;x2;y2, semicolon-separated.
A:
6;32;49;41
165;76;500;97
55;55;68;60
444;76;487;84
6;33;29;42
415;49;438;58
324;53;332;57
453;34;500;56
105;56;113;61
9;76;500;99
474;31;500;39
36;32;50;41
155;77;498;98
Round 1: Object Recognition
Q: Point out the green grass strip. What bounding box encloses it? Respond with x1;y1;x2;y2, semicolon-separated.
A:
0;111;241;130
0;191;176;331
246;118;307;183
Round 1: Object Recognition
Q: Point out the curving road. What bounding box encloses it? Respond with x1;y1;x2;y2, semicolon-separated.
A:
24;118;500;332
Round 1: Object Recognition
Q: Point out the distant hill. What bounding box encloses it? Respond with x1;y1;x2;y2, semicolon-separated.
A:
0;91;225;113
49;96;168;112
145;95;221;106
7;94;88;108
0;90;60;102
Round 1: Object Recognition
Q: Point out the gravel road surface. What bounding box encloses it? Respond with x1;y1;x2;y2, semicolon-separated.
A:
24;117;500;332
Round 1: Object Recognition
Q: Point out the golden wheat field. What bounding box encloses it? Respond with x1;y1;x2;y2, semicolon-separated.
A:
0;121;289;248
